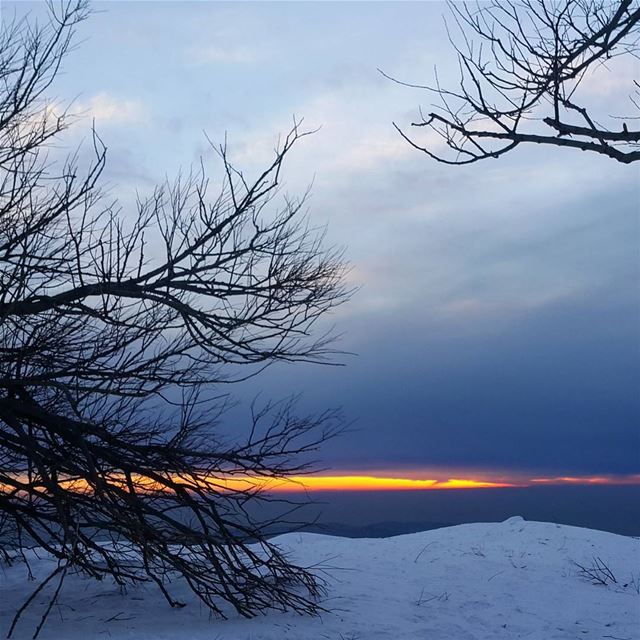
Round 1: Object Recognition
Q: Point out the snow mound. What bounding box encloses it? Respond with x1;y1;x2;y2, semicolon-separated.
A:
503;515;525;524
1;520;638;639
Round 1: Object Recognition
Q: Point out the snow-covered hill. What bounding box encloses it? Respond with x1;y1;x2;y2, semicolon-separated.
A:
2;518;638;639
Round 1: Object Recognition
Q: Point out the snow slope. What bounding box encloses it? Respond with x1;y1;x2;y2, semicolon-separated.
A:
2;518;638;639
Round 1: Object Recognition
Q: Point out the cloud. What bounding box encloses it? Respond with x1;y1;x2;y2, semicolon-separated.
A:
76;93;148;126
221;89;423;183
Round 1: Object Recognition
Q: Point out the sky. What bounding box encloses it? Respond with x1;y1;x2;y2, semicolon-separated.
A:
6;1;639;484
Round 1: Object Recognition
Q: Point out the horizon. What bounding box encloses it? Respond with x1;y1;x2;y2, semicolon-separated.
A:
234;470;640;492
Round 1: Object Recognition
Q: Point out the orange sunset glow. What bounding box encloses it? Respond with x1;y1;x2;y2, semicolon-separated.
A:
264;475;515;492
4;472;639;497
261;472;640;492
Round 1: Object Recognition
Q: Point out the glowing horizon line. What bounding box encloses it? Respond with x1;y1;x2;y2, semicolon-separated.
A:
2;472;638;496
261;475;516;492
261;472;640;492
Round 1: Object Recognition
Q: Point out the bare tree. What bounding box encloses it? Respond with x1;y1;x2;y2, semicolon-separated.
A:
0;2;349;635
385;0;640;164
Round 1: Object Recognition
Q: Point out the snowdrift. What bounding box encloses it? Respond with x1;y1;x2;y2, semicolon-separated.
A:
2;518;638;639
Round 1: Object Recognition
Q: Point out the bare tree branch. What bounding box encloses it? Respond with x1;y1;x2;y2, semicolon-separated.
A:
0;3;351;635
386;0;640;164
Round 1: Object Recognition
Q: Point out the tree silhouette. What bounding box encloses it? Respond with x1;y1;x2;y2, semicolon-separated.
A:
386;0;640;164
0;3;349;635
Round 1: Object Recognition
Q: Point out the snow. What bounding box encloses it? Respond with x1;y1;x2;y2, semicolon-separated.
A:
2;518;638;639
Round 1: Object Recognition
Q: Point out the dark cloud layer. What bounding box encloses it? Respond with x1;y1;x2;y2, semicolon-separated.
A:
242;279;638;476
235;162;639;477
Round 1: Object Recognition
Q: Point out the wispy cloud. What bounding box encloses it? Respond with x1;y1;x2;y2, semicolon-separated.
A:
76;93;148;126
225;90;420;181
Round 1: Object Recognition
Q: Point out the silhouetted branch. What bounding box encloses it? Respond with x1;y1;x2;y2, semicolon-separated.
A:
388;0;640;164
0;2;350;635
